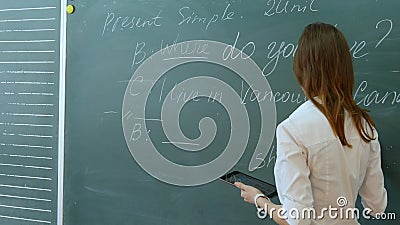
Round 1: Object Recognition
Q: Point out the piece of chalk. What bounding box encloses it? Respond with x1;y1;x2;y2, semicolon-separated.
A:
67;5;75;14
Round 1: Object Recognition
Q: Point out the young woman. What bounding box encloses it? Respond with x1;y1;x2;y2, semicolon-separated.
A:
235;22;387;224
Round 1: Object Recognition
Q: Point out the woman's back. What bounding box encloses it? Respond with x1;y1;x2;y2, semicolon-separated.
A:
274;99;387;224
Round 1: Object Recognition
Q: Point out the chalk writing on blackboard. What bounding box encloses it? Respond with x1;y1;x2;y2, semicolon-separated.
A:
178;3;235;30
264;0;319;17
123;40;276;186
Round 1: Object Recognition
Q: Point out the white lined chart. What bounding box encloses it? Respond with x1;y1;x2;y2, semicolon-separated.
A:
0;1;60;224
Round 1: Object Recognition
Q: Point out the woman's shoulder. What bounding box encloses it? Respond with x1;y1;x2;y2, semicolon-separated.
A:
278;100;336;147
285;100;325;124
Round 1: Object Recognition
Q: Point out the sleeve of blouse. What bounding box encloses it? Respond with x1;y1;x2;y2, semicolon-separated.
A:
359;134;387;216
274;121;314;225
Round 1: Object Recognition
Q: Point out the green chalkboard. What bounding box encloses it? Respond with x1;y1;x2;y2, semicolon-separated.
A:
0;0;61;224
65;0;399;224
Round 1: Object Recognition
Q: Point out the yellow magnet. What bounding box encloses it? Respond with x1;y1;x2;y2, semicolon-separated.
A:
67;4;75;14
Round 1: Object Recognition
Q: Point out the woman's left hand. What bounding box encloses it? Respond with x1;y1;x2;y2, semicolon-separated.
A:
234;182;263;204
235;182;288;225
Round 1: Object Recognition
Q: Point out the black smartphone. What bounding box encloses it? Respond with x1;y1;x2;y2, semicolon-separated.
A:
220;170;277;197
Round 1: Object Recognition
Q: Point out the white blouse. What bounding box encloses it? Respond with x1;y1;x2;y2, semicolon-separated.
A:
274;100;387;225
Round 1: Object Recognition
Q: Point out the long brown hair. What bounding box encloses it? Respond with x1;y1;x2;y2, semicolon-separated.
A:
293;22;375;147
